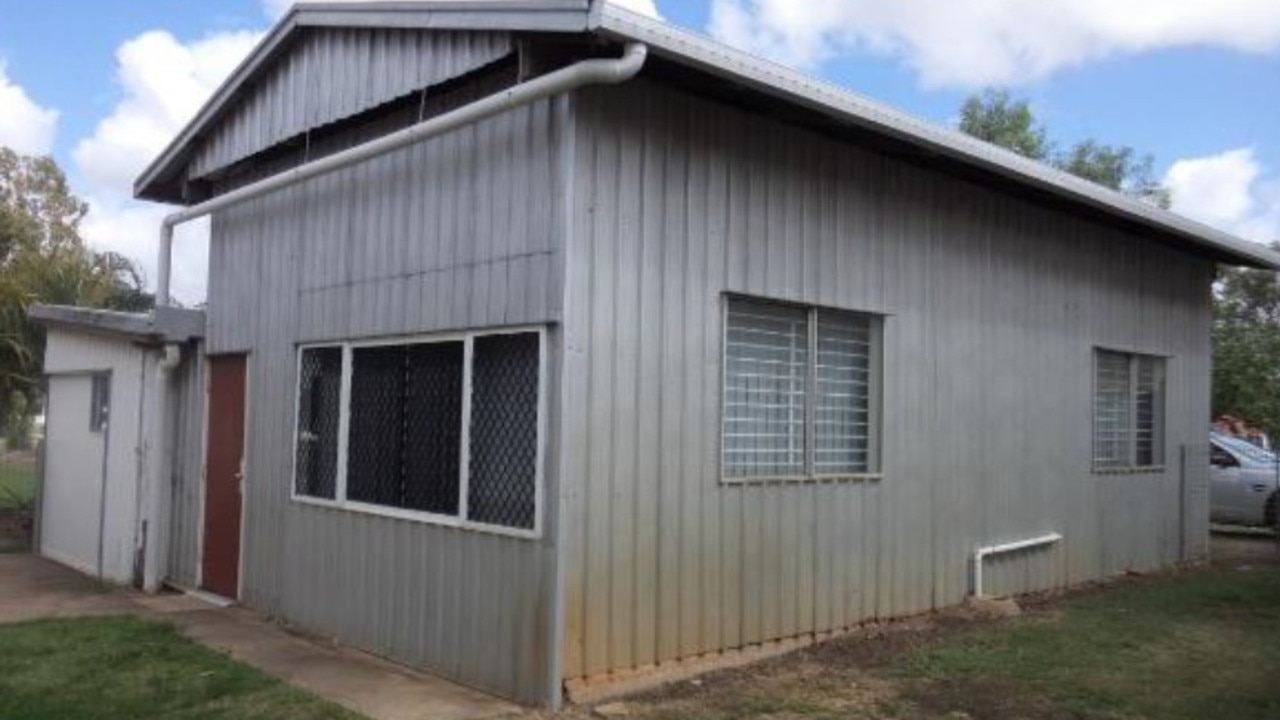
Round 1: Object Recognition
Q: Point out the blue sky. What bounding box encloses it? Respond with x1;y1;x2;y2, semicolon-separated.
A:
0;0;1278;301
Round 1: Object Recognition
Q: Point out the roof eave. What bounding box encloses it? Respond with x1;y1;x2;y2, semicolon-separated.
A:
30;305;206;344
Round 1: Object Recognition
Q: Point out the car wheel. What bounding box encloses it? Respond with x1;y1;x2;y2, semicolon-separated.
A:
1266;491;1278;529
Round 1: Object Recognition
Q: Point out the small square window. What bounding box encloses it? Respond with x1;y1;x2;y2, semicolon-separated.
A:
89;374;110;433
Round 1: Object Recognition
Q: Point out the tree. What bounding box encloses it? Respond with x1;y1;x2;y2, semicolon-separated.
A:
1214;245;1280;436
959;89;1051;162
957;89;1171;208
0;147;151;441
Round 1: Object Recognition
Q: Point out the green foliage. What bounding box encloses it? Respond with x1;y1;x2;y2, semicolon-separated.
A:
959;89;1051;161
0;616;359;719
958;89;1172;208
0;147;152;431
1214;246;1280;435
896;565;1280;720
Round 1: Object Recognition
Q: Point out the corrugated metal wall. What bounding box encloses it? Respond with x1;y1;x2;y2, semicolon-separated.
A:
557;80;1214;681
166;343;206;589
205;95;569;703
190;28;513;179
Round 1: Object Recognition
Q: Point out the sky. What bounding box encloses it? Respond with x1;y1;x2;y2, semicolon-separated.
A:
0;0;1278;304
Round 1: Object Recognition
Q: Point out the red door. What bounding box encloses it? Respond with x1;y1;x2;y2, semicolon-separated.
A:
202;354;247;598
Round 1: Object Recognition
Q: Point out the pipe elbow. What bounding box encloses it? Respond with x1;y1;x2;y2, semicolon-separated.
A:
158;343;181;373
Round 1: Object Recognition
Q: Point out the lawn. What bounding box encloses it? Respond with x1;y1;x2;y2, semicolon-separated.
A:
0;460;36;510
586;539;1280;720
0;616;361;720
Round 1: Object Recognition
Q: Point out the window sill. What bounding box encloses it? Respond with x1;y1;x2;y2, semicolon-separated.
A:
1092;466;1166;476
289;495;541;540
721;473;883;486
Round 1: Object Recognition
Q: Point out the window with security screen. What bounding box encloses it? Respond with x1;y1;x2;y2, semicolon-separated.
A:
295;347;341;499
1093;349;1166;470
723;297;881;481
292;329;544;535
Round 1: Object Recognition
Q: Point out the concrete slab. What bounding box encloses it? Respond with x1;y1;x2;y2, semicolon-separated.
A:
0;554;523;720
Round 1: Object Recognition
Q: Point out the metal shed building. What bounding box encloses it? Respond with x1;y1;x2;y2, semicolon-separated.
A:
114;0;1280;707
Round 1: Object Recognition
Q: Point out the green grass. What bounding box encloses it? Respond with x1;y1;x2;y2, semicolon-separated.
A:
0;462;36;510
0;616;362;720
896;566;1280;720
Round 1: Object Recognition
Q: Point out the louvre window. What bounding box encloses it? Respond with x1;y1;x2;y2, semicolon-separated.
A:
723;297;881;480
1093;349;1166;470
293;329;543;535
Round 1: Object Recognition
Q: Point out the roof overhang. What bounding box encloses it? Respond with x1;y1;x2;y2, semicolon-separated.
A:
134;0;1280;271
30;305;206;344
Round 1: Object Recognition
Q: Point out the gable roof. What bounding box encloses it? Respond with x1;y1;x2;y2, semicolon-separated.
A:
136;0;1280;270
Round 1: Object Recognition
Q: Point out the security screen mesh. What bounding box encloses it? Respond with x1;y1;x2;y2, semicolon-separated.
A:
1093;350;1165;469
1093;350;1132;469
814;311;872;474
347;342;463;514
296;347;341;499
723;300;809;478
1135;355;1166;467
467;332;540;530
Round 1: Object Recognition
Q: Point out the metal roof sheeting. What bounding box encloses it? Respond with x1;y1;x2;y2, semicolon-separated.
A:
134;0;1280;270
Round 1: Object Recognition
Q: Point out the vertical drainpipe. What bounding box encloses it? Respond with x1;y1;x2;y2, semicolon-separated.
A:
142;342;181;592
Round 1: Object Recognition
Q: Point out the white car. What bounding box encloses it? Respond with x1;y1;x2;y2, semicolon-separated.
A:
1210;433;1279;528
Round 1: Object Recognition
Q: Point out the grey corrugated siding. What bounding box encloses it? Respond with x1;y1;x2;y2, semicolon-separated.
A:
190;28;513;179
557;79;1213;681
205;97;567;704
166;343;206;588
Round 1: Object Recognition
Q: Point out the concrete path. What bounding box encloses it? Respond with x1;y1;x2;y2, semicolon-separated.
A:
0;554;522;720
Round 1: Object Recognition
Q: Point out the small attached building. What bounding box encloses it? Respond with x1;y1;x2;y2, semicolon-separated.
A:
32;306;204;586
40;0;1278;707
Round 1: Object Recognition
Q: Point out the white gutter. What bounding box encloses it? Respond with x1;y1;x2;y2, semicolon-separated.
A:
973;533;1062;599
155;41;649;306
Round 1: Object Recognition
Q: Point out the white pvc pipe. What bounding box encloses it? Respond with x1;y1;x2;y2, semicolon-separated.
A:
973;532;1062;599
155;42;649;306
142;344;182;593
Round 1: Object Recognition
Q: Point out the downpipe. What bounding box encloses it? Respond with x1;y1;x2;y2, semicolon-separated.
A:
142;343;182;593
154;41;649;306
143;41;648;600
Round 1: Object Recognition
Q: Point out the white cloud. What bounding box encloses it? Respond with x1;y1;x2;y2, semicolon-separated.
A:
1166;148;1280;244
709;0;1280;87
73;29;262;305
0;61;58;155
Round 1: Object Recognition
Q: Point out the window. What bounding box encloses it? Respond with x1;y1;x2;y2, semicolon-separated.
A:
89;374;110;433
293;329;544;535
1093;349;1166;470
723;297;881;481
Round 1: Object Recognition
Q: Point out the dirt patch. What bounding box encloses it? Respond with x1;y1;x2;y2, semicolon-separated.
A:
1212;530;1280;567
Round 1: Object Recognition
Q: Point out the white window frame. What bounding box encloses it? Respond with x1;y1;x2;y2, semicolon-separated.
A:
290;325;547;540
720;295;884;484
1091;347;1167;474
